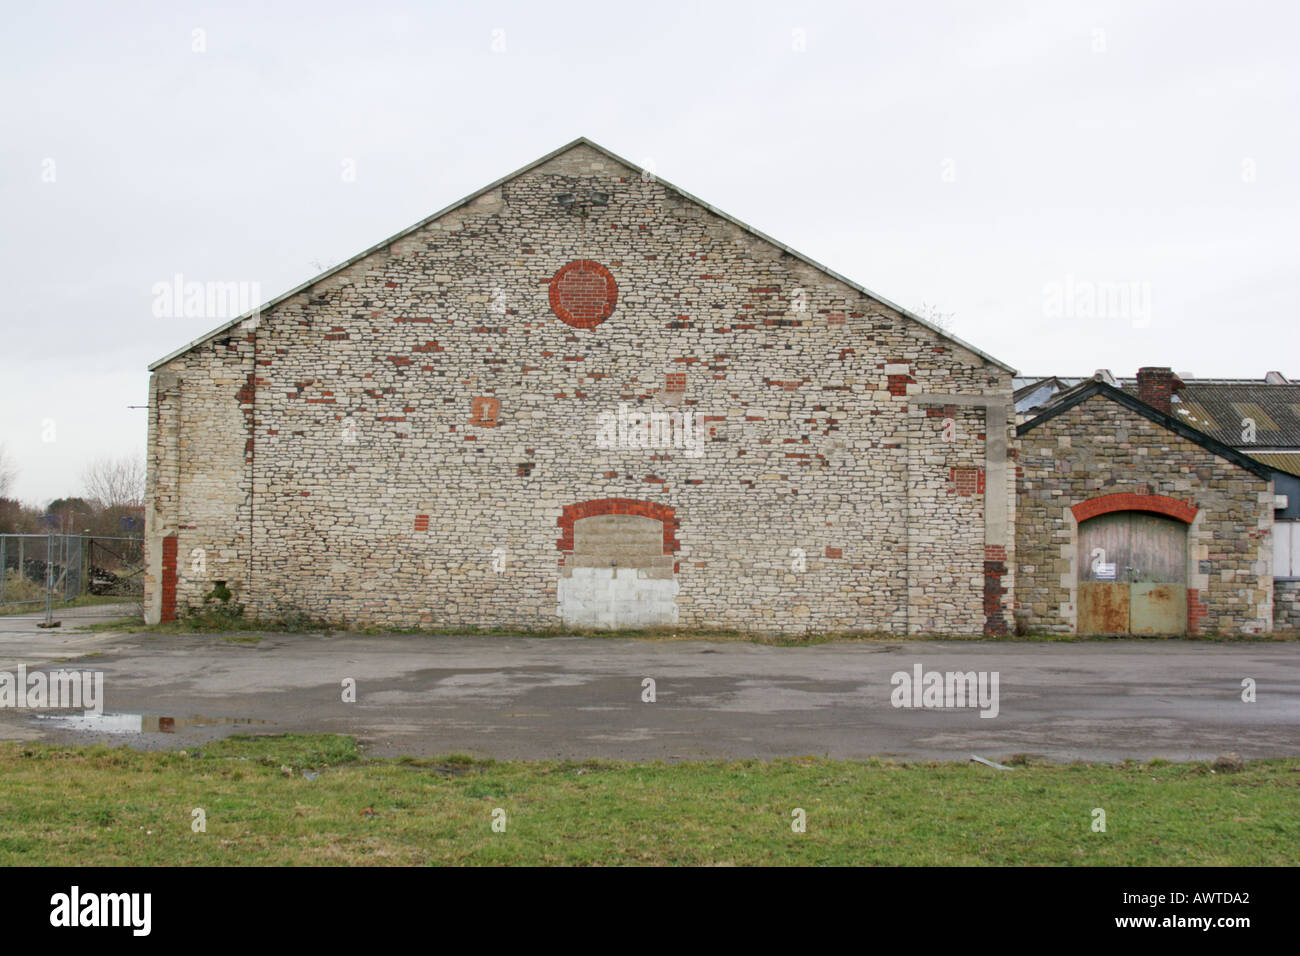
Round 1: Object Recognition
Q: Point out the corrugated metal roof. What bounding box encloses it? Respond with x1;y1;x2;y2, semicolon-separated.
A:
1247;453;1300;478
1161;383;1300;448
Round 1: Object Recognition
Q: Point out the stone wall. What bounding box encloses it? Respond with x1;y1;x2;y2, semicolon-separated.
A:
146;143;1015;634
1275;579;1300;631
1015;393;1274;634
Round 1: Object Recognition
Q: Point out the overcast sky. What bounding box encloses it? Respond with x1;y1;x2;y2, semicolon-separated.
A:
2;0;1297;504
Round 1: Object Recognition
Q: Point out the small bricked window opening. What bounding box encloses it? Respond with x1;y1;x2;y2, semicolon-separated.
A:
825;546;843;559
470;396;500;427
414;515;430;531
549;260;618;329
665;372;687;392
949;467;986;497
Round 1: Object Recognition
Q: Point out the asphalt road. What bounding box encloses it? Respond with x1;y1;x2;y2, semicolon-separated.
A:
1;629;1296;763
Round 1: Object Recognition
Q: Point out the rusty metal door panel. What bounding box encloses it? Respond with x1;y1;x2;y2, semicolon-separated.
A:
1079;581;1130;634
1130;583;1187;634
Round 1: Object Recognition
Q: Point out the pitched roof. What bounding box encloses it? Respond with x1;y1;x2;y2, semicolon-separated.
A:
1017;380;1274;481
149;137;1015;373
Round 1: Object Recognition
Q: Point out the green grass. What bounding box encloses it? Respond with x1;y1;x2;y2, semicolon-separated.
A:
0;734;1296;865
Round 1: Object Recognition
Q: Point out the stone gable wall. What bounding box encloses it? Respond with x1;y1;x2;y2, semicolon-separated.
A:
145;145;1014;633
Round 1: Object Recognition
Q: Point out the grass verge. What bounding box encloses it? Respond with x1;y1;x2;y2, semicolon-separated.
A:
0;734;1296;865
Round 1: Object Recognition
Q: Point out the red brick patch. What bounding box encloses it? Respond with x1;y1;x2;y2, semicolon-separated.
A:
887;374;915;396
414;515;429;532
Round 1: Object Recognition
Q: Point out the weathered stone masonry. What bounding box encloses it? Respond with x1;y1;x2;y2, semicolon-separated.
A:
144;140;1017;634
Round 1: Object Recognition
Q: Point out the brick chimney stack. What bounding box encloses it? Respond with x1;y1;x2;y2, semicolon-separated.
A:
1136;366;1181;414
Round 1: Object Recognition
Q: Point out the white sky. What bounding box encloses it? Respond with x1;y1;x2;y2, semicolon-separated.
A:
2;0;1297;504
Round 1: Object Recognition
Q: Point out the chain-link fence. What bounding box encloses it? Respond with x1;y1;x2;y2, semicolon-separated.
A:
0;533;143;618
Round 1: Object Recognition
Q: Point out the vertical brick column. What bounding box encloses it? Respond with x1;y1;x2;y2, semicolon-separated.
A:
983;544;1008;636
1187;588;1208;634
160;534;178;623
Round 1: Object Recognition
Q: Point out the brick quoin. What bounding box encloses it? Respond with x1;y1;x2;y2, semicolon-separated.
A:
160;534;178;623
549;260;618;329
1071;493;1198;525
557;498;679;554
983;544;1008;636
1187;588;1208;634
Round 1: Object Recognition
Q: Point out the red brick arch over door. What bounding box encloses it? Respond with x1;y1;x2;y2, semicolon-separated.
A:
1071;493;1198;525
557;498;679;558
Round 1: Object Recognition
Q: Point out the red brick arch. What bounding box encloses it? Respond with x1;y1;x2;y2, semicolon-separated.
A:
557;498;679;554
1071;493;1198;525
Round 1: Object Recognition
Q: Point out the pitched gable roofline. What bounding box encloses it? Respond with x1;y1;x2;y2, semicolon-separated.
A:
149;137;1016;373
1017;380;1274;481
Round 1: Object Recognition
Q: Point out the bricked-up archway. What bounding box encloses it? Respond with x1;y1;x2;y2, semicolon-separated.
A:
549;260;618;329
1071;493;1198;525
558;498;678;558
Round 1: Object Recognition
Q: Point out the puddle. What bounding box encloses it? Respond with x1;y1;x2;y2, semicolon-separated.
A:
33;713;269;734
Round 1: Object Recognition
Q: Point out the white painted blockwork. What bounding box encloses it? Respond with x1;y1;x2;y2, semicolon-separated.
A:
558;566;680;628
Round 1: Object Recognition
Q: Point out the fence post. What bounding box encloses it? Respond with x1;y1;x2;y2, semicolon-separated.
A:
1;536;5;605
43;531;54;625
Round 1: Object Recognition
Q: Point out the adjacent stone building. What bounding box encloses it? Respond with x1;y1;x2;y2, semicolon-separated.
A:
144;138;1018;635
1014;376;1276;635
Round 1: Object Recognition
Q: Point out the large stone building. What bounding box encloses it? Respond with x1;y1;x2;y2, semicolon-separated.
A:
144;138;1288;636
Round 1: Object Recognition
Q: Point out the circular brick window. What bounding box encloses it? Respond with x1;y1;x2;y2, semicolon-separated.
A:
549;260;618;329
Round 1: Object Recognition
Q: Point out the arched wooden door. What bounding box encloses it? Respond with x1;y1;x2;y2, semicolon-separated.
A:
1078;511;1188;634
